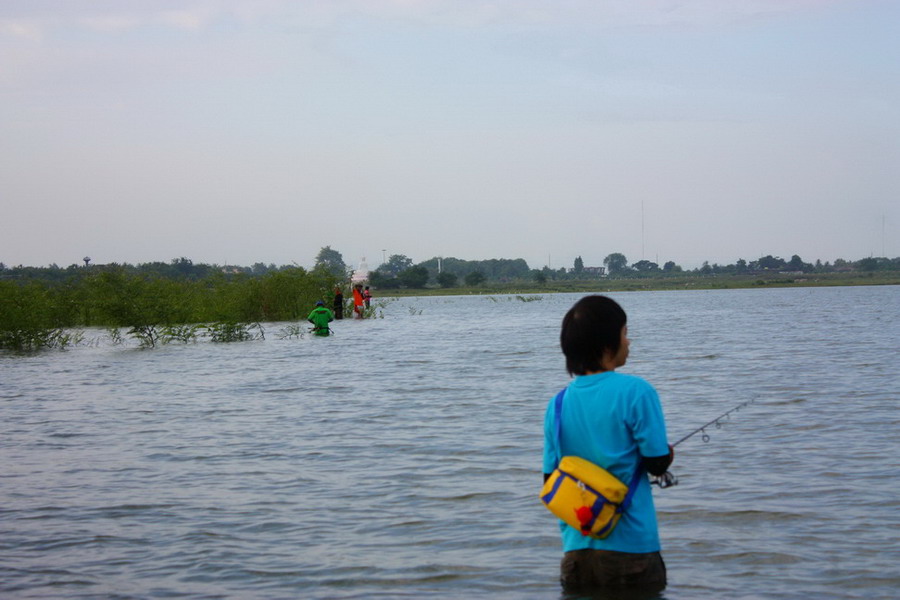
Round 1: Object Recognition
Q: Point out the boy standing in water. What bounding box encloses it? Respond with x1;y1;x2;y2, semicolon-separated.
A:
543;295;674;593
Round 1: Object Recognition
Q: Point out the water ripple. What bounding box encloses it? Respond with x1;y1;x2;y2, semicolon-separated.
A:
1;287;898;599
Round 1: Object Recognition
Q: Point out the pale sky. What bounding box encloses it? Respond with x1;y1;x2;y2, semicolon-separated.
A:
2;0;898;271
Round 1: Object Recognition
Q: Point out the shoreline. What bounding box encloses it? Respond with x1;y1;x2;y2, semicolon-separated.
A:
377;272;900;297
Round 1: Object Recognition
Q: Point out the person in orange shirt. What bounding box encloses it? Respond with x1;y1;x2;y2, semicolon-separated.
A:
352;284;365;318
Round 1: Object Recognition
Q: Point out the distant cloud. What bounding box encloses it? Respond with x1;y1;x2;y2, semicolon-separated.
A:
158;8;215;31
301;0;841;29
0;0;842;39
1;2;222;37
79;15;141;33
0;19;42;41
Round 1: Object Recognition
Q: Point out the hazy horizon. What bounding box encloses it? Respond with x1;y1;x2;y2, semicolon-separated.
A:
1;246;888;273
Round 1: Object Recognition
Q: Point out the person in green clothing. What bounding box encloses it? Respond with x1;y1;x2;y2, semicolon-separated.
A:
307;301;334;336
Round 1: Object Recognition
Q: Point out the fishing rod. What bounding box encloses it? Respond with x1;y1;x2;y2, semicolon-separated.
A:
651;398;756;489
308;327;335;336
671;398;755;448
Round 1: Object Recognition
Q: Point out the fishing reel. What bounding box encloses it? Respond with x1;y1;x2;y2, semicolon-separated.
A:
650;471;678;488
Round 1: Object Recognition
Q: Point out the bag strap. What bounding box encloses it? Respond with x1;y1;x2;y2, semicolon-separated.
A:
619;464;643;512
554;387;643;512
553;388;566;458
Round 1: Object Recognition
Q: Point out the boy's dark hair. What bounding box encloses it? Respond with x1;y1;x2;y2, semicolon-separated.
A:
560;295;627;376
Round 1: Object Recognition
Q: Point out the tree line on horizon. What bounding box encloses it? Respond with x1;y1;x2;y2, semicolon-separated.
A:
2;247;896;350
312;247;899;288
2;248;898;289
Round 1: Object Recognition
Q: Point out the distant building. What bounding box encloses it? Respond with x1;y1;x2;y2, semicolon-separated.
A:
351;257;369;284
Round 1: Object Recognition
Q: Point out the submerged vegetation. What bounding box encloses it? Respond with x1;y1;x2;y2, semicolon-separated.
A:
0;261;340;351
206;321;266;344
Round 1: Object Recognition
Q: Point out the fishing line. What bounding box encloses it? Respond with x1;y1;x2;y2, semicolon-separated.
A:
651;398;756;489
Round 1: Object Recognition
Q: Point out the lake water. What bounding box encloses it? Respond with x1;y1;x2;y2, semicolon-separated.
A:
1;285;898;599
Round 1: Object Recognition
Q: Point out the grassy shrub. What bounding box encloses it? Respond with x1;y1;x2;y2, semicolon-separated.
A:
206;322;265;343
1;265;342;348
161;324;203;344
89;270;194;326
87;270;199;347
0;281;83;351
255;266;339;321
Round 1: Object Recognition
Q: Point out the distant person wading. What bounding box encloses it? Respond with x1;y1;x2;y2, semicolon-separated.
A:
307;301;334;336
333;286;344;320
352;284;365;318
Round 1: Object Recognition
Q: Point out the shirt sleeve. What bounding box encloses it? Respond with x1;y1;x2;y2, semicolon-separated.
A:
628;381;669;459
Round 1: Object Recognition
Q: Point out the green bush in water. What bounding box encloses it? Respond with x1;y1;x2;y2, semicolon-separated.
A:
1;264;343;348
206;322;265;343
0;281;82;351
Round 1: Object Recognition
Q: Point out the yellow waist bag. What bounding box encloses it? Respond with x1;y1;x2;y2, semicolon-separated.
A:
540;389;642;539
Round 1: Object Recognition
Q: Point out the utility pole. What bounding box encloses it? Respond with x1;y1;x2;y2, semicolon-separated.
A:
641;200;645;260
